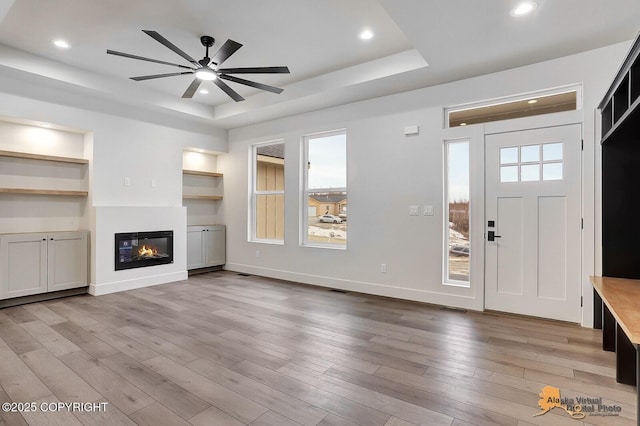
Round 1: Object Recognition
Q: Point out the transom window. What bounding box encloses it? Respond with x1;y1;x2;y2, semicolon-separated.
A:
499;142;563;183
446;88;579;128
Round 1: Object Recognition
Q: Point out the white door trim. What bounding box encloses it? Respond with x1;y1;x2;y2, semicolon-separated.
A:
441;109;584;318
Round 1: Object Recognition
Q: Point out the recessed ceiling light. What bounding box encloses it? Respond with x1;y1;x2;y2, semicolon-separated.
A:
53;39;70;49
528;99;538;104
199;89;209;94
359;29;374;41
510;1;537;17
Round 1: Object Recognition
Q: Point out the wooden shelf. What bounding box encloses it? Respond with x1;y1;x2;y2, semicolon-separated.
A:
591;276;640;344
0;150;88;164
0;188;88;196
183;195;223;200
183;170;223;177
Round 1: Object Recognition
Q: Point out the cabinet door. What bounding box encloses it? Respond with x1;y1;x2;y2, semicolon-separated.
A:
0;233;48;299
204;227;226;267
187;227;205;270
47;232;88;292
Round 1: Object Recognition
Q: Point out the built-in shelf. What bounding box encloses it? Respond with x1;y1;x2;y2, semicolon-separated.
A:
183;170;223;177
0;188;88;196
182;195;223;200
0;150;88;164
600;31;640;144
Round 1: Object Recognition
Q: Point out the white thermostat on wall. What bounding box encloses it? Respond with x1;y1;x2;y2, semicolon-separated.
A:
404;125;419;136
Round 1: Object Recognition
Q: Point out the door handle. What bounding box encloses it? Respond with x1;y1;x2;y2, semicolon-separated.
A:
488;231;502;241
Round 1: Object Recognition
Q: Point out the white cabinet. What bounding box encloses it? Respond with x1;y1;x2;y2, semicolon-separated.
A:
187;225;225;270
0;231;88;300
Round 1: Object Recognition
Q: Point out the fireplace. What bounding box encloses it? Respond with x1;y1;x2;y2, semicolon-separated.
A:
115;230;173;271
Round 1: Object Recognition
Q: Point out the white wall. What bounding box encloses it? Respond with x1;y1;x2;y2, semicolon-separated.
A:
223;41;630;323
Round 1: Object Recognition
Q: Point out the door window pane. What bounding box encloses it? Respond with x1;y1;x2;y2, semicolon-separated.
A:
500;147;518;164
520;145;540;163
543;163;563;181
521;164;540;182
543;143;563;161
500;166;518;183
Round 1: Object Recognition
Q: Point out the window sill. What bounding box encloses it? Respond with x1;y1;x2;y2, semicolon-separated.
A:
250;239;284;245
301;243;347;250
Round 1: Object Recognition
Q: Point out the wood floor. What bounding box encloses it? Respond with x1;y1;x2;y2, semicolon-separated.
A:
0;271;635;425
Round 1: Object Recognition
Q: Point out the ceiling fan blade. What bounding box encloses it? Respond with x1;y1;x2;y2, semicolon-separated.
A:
211;39;243;66
107;50;194;70
219;74;283;94
142;30;200;67
218;66;290;74
213;78;245;102
131;71;193;81
182;78;203;98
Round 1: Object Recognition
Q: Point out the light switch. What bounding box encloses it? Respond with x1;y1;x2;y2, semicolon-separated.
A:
409;205;419;216
424;205;434;216
124;177;131;186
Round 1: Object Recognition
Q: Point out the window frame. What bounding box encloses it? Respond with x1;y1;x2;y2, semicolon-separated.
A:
444;84;582;129
301;129;348;249
249;140;285;244
444;138;471;287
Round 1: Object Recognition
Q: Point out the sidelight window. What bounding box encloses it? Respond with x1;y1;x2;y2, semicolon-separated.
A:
445;140;470;285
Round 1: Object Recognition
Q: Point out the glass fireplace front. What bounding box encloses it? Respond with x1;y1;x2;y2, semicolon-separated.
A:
115;230;173;271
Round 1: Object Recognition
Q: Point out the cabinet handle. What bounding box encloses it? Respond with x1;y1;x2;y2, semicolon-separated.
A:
42;238;46;241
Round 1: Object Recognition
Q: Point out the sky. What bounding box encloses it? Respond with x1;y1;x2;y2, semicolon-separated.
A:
448;141;470;202
308;133;346;189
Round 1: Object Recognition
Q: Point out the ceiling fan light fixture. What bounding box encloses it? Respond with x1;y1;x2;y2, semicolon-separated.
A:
195;68;217;80
510;1;537;17
107;31;289;101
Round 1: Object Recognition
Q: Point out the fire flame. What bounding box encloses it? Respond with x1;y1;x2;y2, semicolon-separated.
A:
138;245;158;257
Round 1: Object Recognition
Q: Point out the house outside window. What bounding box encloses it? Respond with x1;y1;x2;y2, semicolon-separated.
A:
250;142;285;243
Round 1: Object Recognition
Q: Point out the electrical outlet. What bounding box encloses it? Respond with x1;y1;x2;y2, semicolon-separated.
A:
151;178;157;187
255;250;260;258
424;205;434;216
124;177;131;186
409;205;419;216
380;263;387;273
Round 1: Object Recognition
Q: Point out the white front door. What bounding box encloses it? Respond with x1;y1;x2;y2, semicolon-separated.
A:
485;124;582;322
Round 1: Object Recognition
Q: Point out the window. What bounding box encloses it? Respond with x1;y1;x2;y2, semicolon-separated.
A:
446;87;580;128
445;140;470;285
499;142;563;183
302;130;347;247
251;142;285;242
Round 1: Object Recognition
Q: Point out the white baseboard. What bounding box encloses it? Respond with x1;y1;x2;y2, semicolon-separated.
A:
225;263;480;311
89;270;187;296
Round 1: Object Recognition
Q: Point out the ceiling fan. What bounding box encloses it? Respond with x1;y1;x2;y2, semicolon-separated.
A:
107;30;290;101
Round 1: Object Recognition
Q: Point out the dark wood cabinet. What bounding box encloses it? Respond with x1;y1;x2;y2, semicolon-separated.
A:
600;33;640;278
597;31;640;426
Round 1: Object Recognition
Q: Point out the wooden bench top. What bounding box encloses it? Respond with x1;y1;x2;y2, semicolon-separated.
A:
591;276;640;344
